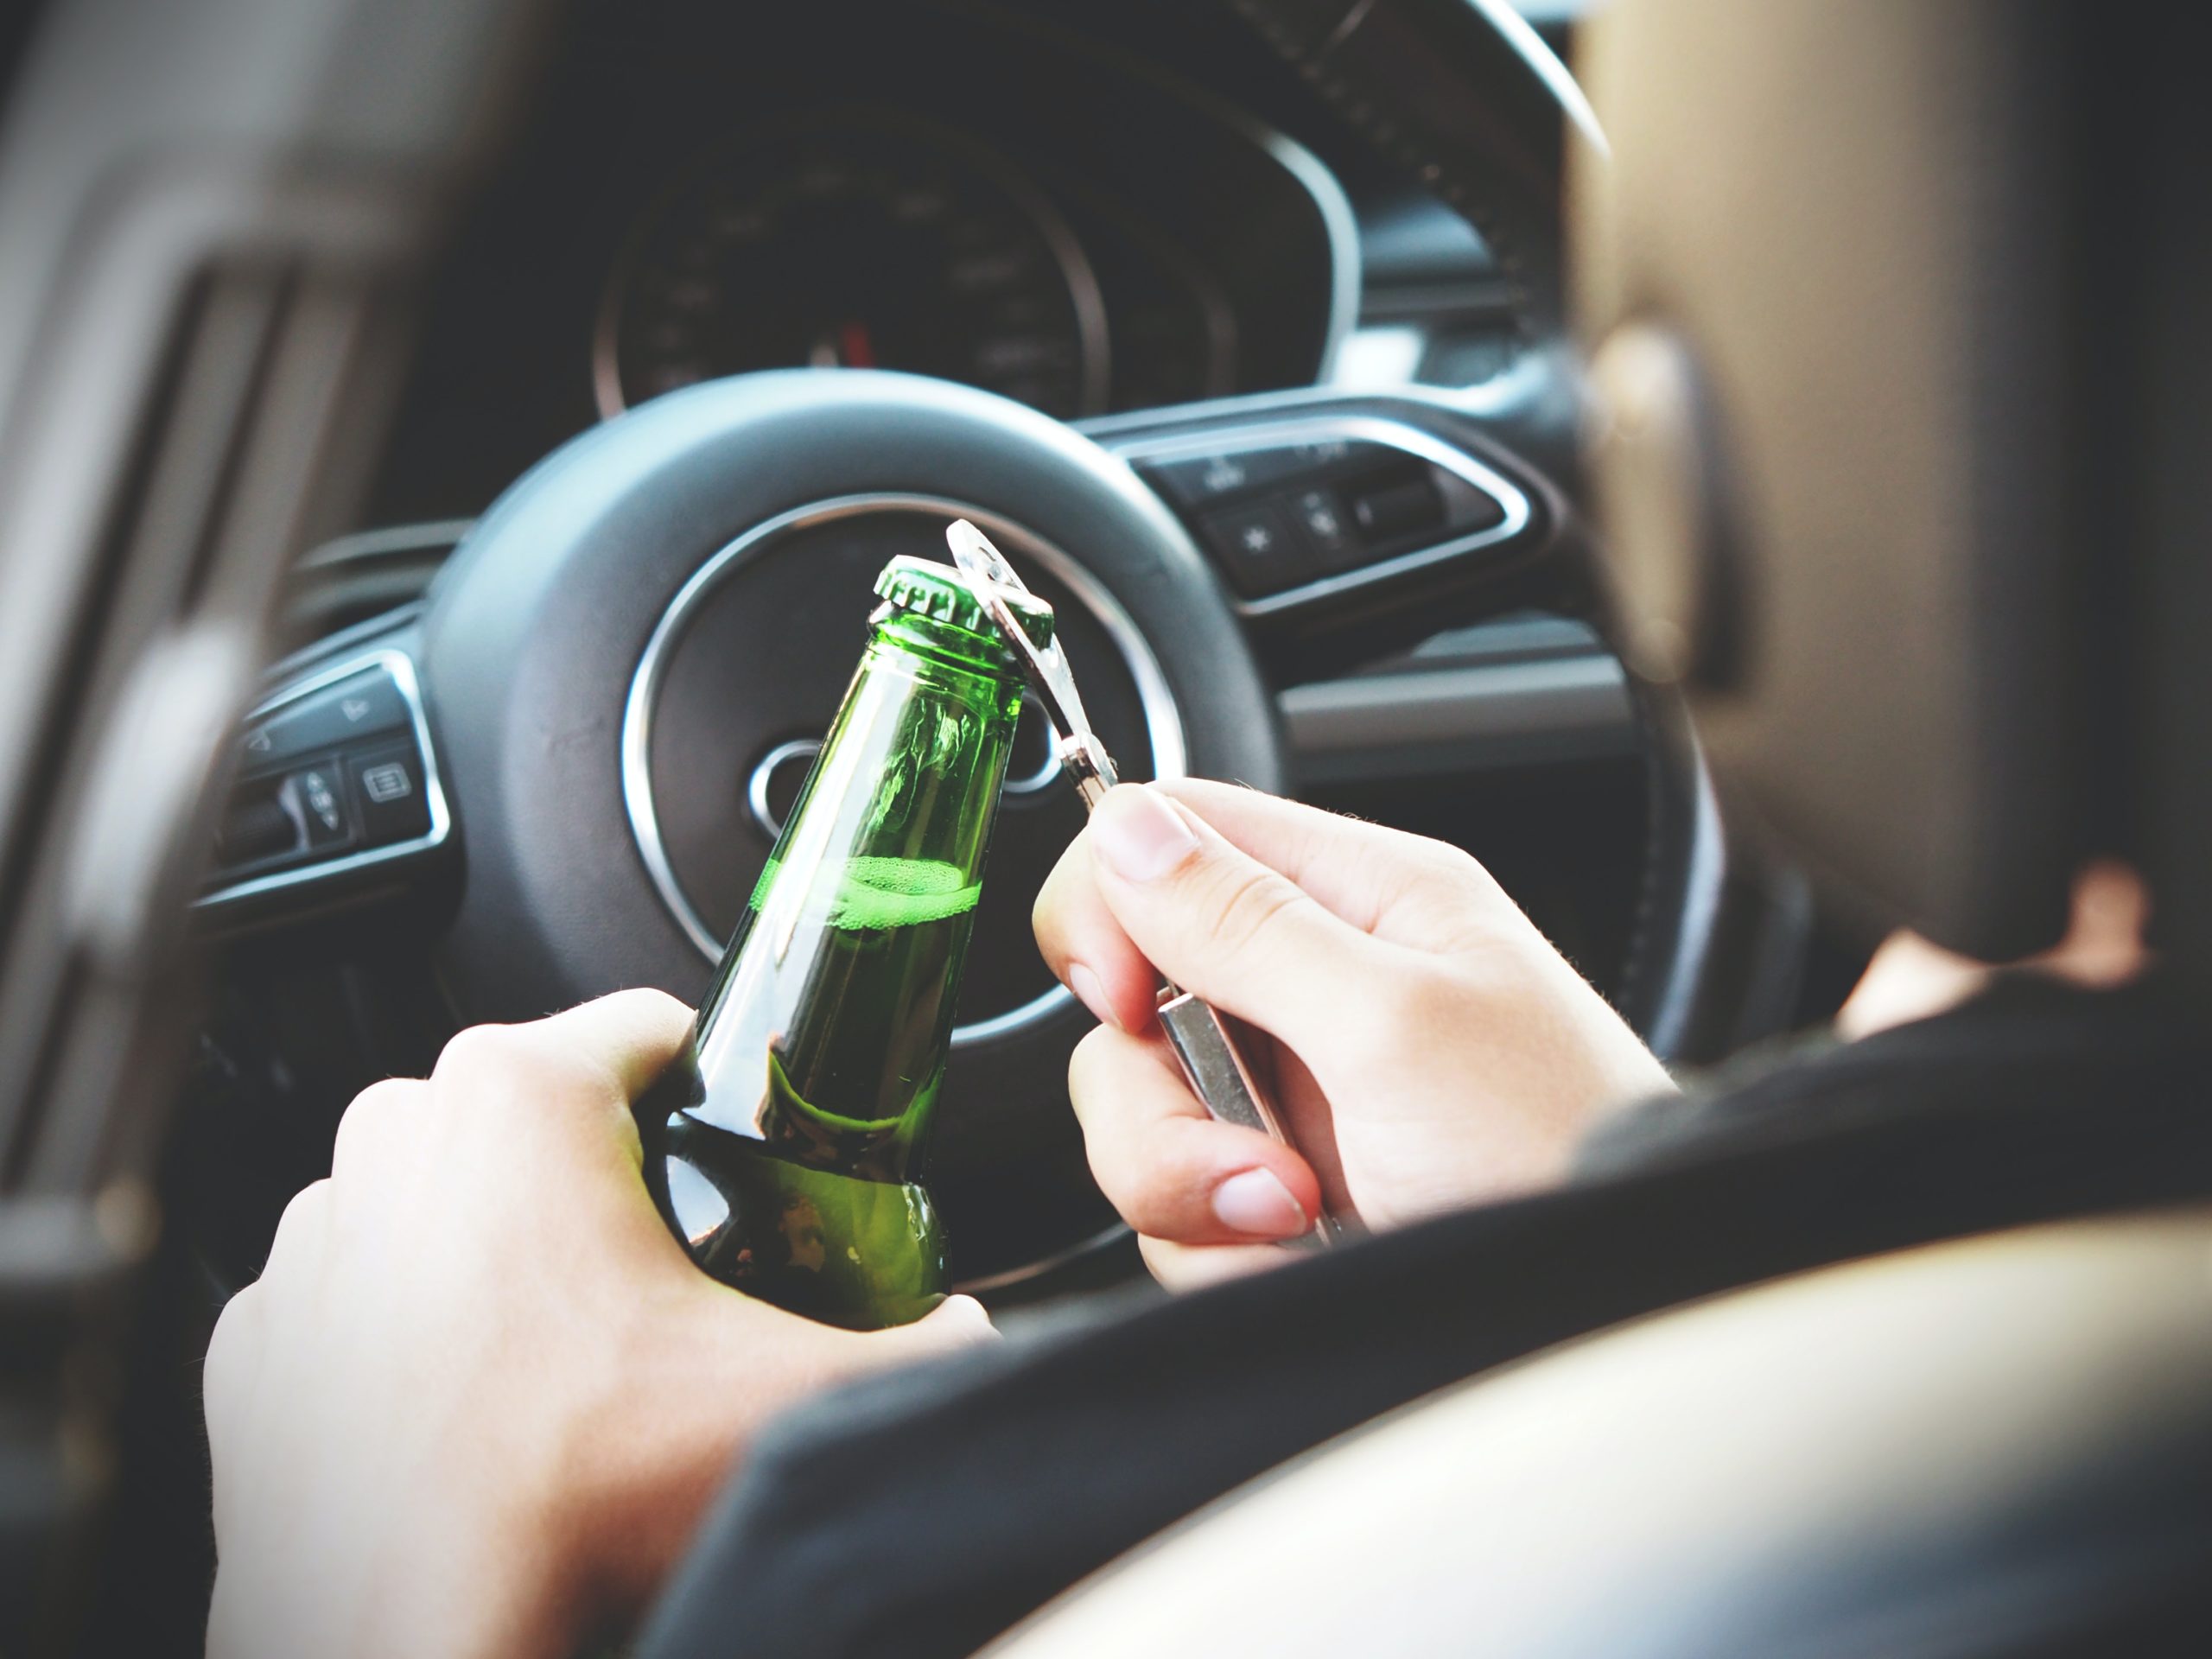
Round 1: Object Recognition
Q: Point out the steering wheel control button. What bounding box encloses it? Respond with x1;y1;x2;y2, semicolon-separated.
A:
361;761;412;804
292;762;353;848
1437;466;1510;536
200;647;452;917
242;667;410;773
1200;502;1312;595
347;742;431;845
1292;436;1354;467
1350;474;1446;545
1287;487;1357;566
1115;414;1538;618
1142;446;1305;509
215;791;300;868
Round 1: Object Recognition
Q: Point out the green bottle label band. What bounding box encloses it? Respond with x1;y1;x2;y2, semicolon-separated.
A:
658;1116;950;1330
748;855;981;931
767;1043;912;1136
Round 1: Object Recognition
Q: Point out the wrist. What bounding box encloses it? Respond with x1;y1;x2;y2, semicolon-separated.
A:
392;1405;613;1659
543;1282;777;1616
207;1465;591;1659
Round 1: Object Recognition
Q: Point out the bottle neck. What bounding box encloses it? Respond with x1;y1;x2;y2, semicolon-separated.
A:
868;605;1025;687
683;614;1026;1183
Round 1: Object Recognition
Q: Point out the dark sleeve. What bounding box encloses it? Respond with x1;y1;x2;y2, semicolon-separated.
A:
1575;974;2147;1176
636;980;2209;1659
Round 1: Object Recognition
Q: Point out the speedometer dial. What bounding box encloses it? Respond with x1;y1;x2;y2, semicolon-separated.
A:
596;117;1109;419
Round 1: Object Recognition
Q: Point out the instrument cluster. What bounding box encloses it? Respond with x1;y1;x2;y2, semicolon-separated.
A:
364;3;1351;522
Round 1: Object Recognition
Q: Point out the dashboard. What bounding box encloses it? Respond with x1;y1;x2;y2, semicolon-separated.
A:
366;0;1346;522
597;111;1156;421
359;0;1523;530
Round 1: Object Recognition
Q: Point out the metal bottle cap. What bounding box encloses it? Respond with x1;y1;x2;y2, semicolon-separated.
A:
874;553;1054;651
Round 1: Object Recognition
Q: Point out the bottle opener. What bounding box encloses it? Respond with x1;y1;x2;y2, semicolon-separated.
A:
946;519;1334;1249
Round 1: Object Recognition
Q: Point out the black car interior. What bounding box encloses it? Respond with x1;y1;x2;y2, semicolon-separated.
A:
0;0;2203;1652
162;0;1804;1318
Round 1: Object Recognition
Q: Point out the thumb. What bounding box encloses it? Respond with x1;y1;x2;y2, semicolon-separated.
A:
701;1294;997;1408
905;1294;998;1347
855;1294;999;1363
1085;784;1392;1039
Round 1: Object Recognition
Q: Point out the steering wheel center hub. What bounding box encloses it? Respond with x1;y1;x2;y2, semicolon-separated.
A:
621;492;1184;1045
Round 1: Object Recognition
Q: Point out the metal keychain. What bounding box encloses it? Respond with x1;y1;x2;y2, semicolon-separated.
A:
946;519;1333;1249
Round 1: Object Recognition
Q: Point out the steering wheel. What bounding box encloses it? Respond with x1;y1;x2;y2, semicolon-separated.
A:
191;0;1726;1291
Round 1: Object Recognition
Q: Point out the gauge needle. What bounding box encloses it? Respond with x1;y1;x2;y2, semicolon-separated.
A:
809;319;879;369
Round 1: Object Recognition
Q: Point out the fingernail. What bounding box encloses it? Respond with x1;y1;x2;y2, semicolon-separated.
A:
1090;786;1198;884
1067;963;1119;1030
1211;1168;1309;1238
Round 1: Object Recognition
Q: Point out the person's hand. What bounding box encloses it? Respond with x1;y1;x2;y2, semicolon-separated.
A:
1837;859;2151;1039
1033;781;1674;1287
203;990;992;1659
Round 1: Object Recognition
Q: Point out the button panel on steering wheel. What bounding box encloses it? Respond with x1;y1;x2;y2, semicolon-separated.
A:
1115;414;1529;613
199;649;452;914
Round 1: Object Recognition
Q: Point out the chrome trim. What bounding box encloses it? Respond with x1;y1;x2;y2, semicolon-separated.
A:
957;1219;1132;1297
917;0;1358;388
592;111;1110;422
744;738;822;841
295;518;474;571
1641;733;1730;1063
1466;0;1609;158
749;699;1058;845
620;493;1186;1050
261;602;426;686
1247;127;1362;383
1327;324;1428;391
1075;372;1548;440
194;648;452;910
1002;692;1065;796
1105;412;1535;620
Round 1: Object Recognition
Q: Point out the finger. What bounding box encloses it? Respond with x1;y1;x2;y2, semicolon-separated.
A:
1034;783;1480;1029
1067;1024;1321;1244
1035;784;1515;1032
255;1178;332;1292
1137;1233;1301;1292
885;1294;998;1354
429;990;694;1115
202;1283;265;1461
530;988;696;1098
1078;784;1396;1039
327;1077;427;1183
801;1294;999;1377
1152;779;1517;955
1033;836;1159;1032
686;1292;997;1413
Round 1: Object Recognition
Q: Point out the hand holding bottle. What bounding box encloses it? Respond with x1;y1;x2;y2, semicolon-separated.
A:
203;990;992;1659
1033;781;1675;1287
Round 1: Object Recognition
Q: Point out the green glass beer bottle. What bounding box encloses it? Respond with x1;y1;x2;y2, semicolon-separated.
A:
634;553;1047;1329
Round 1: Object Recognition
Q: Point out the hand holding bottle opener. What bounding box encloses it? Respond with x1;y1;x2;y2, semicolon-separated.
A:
946;520;1333;1249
